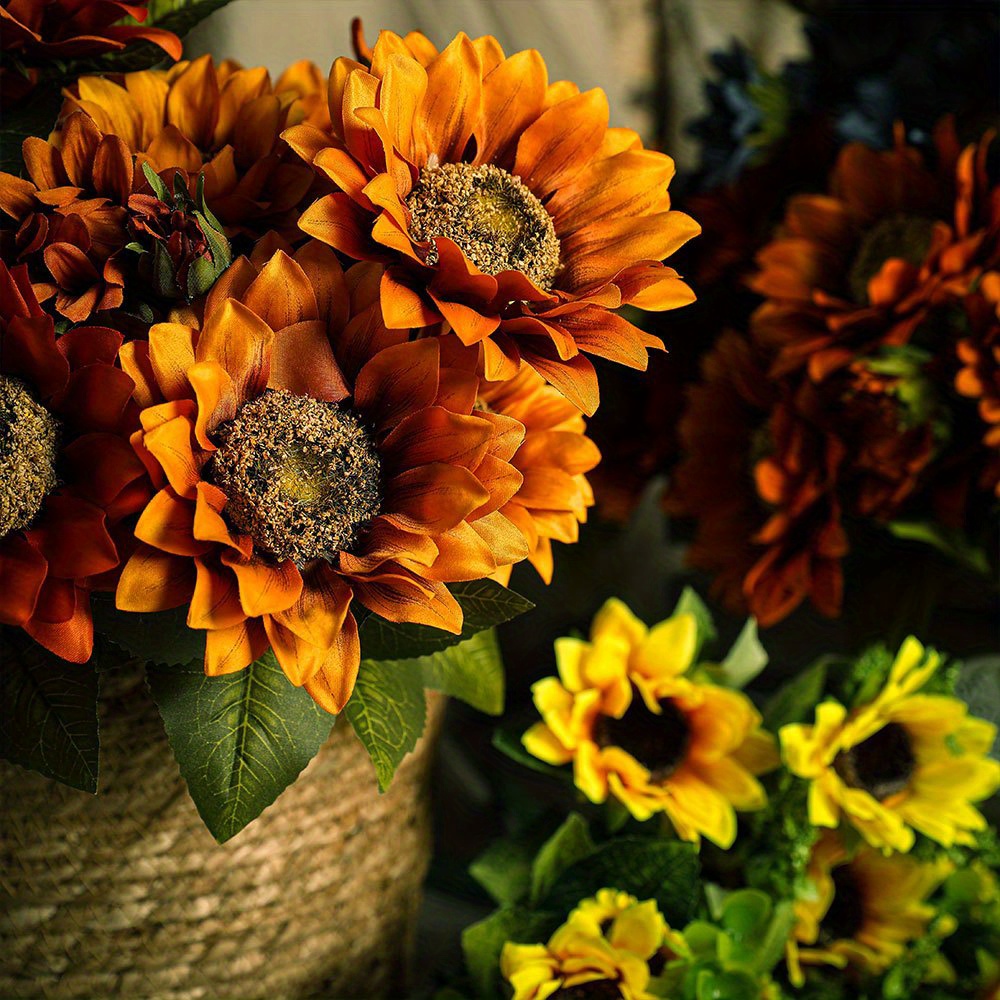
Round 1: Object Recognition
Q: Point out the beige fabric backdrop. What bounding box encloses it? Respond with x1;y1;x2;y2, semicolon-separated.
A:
185;0;807;167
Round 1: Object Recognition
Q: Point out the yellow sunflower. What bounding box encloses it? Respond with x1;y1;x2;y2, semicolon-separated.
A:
788;833;955;983
779;637;1000;853
501;889;676;1000
283;28;699;415
523;599;777;847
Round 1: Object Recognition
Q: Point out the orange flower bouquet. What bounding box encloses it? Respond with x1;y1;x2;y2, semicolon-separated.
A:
0;17;698;843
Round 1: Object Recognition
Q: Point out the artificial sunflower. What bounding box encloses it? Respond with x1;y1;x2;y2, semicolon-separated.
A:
523;598;776;847
667;331;848;627
114;245;529;712
283;27;700;415
750;121;999;382
500;889;674;1000
779;636;1000;853
478;366;600;583
0;0;181;107
788;832;955;983
0;261;148;660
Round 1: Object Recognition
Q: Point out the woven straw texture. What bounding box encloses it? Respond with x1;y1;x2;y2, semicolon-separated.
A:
0;666;444;1000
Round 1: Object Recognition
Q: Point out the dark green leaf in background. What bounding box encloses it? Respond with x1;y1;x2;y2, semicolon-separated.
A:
672;586;717;660
0;87;63;175
91;594;206;667
0;627;100;792
360;580;533;661
761;659;829;731
529;813;596;906
146;651;334;842
462;907;560;1000
344;656;427;792
469;837;536;908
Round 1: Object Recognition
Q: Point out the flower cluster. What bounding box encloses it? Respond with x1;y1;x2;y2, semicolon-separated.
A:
670;123;1000;626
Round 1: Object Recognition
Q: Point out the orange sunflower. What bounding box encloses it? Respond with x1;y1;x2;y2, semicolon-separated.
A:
478;366;600;583
115;245;529;712
668;332;848;627
750;121;999;383
0;261;149;661
283;27;699;415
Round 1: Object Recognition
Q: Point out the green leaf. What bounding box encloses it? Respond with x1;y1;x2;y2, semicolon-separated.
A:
0;627;100;793
344;657;426;792
141;160;170;202
406;628;505;715
470;838;535;907
146;651;334;842
462;907;558;999
717;619;768;689
360;580;533;661
672;587;717;658
762;660;828;731
529;813;596;905
888;520;991;576
0;87;63;175
90;594;206;667
956;656;1000;760
540;837;700;927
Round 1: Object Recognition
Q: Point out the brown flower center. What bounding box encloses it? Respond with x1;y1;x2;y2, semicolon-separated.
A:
0;375;61;539
594;692;691;782
848;214;936;304
833;721;915;801
406;162;561;290
820;865;865;944
551;982;624;1000
208;389;382;565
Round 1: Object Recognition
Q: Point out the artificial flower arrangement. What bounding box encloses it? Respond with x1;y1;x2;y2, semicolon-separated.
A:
0;6;700;843
451;593;1000;999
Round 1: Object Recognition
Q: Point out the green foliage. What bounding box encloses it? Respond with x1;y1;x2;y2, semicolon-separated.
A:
672;586;717;660
888;521;991;577
0;87;63;175
762;659;830;730
491;725;572;779
529;813;597;906
407;629;505;716
360;580;533;661
714;618;768;689
0;627;100;792
146;651;334;842
91;594;206;666
470;837;536;908
462;907;559;999
344;656;426;793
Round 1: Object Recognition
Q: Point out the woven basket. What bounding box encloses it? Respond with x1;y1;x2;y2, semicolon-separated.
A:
0;666;445;1000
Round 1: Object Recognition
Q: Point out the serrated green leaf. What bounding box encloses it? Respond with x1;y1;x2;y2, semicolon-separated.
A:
345;657;426;792
540;837;700;927
762;660;828;731
0;87;63;175
529;813;595;906
672;587;717;658
462;907;559;999
146;652;334;842
717;619;768;689
0;627;99;792
406;628;504;715
360;580;533;661
91;594;206;666
470;837;535;907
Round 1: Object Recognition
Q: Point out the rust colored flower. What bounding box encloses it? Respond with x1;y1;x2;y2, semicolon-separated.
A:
0;262;148;661
284;28;699;415
1;0;181;106
478;367;599;583
114;245;530;712
668;332;848;627
750;122;1000;382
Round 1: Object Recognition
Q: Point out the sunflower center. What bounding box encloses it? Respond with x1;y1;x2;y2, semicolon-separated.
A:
594;692;690;781
0;375;61;539
551;982;624;1000
208;389;382;565
820;866;865;944
406;162;560;290
833;721;915;801
848;214;936;304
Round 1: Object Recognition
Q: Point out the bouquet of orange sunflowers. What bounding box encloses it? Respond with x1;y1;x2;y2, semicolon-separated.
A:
0;9;699;842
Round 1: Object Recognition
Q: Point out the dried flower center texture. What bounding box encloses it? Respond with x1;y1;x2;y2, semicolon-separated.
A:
406;162;561;289
208;390;382;565
594;692;691;782
849;214;936;304
0;376;61;538
833;721;916;801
